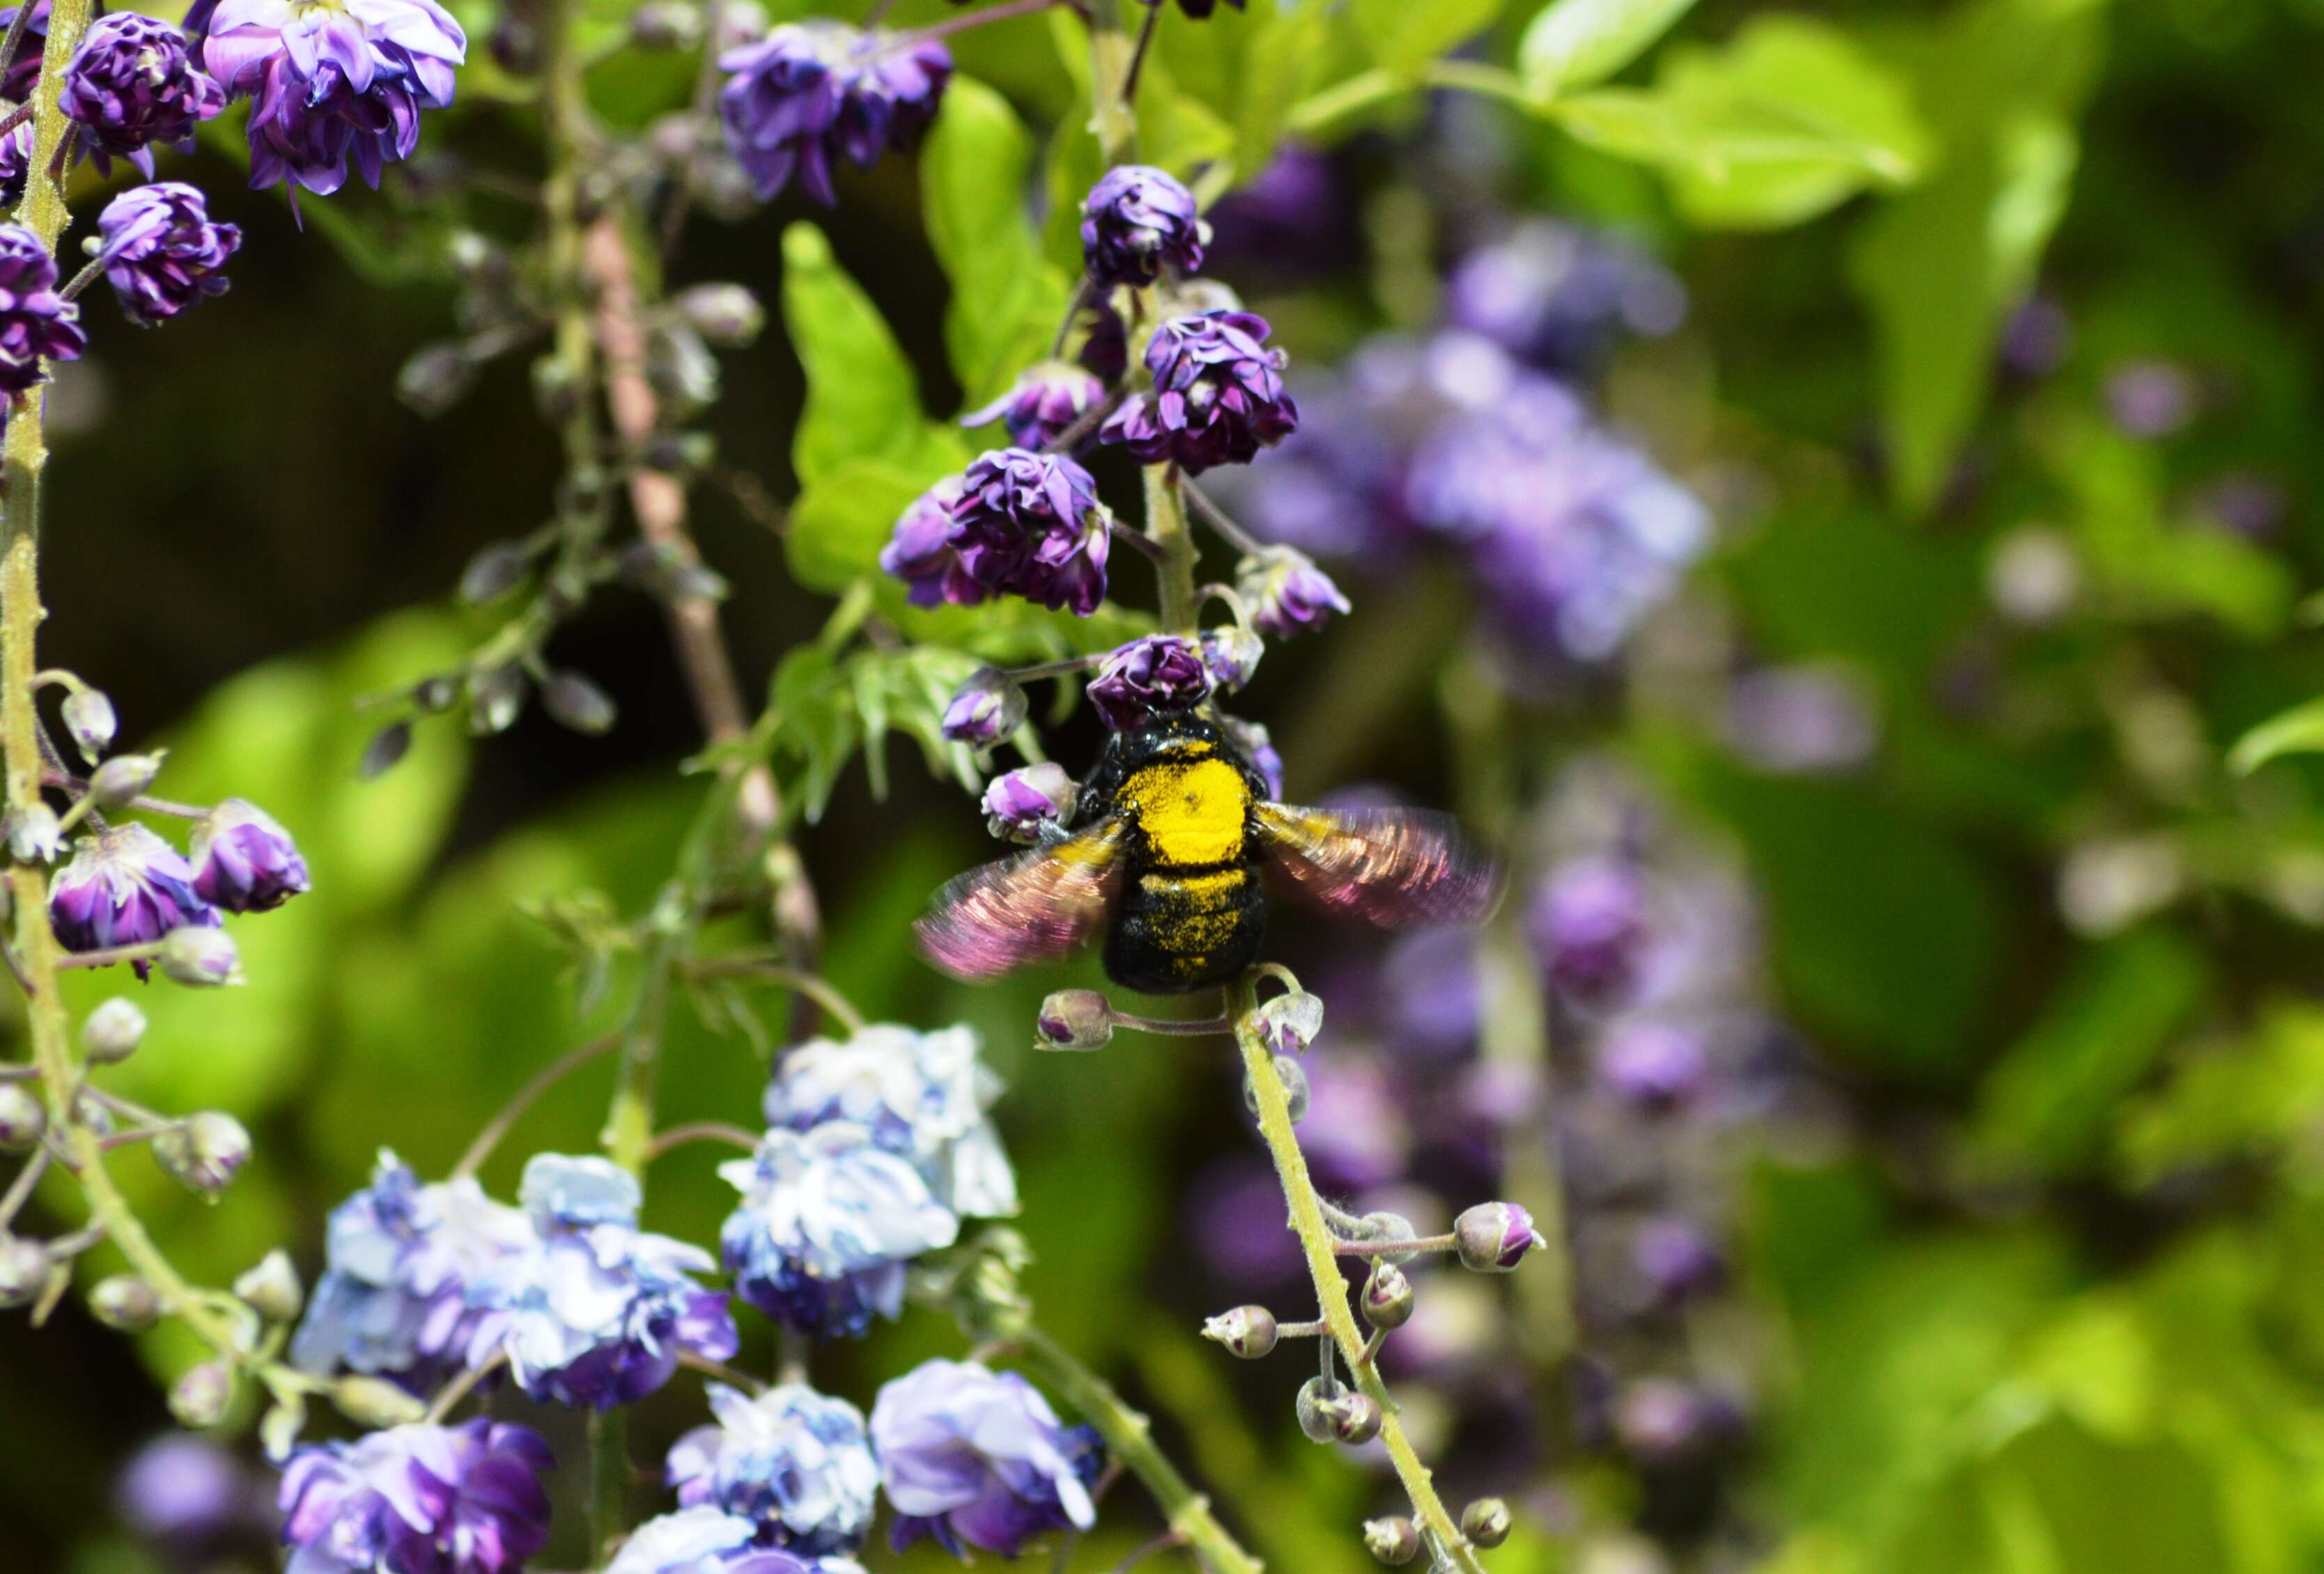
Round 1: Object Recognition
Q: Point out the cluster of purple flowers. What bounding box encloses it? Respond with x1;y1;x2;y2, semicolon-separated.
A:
880;449;1113;615
0;225;86;395
47;798;305;973
95;184;243;328
59;10;226;178
1101;309;1300;476
716;20;950;205
279;1419;553;1574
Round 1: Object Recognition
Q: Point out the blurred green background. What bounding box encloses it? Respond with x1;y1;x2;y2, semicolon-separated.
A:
15;1;2324;1572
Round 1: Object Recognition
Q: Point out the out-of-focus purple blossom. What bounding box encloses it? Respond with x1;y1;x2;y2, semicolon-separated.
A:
1725;667;1877;775
1204;146;1353;279
0;113;28;208
1086;635;1210;731
2191;469;2286;540
938;667;1026;746
1219;716;1282;800
717;20;948;204
94;183;242;328
719;1122;958;1341
203;0;467;196
962;361;1108;453
116;1434;261;1548
1238;549;1348;638
291;1150;534;1391
0;2;47;102
1200;626;1263;693
2105;359;2197;438
877;477;977;610
1593;1021;1706;1111
1632;1218;1724;1305
1998;295;2072;383
982;764;1077;844
1986;527;2081;625
278;1418;553;1574
59;13;226;178
762;1023;1017;1219
1079;164;1207;287
1300;1054;1411;1194
667;1382;878;1557
1381;926;1480;1060
49;823;215;964
1531;856;1649;1007
872;1359;1101;1559
1074;301;1129;385
189;795;305;911
467;1155;737;1410
1186;1156;1301;1285
1614;1378;1743;1465
607;1508;816;1574
944;449;1112;614
0;224;84;394
1444;222;1684;373
1102;311;1298;474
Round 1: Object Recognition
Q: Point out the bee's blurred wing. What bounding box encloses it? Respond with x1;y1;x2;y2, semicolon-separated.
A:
914;820;1129;980
1254;803;1503;927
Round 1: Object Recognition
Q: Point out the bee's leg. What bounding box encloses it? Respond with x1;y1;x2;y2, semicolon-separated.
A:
1034;819;1078;851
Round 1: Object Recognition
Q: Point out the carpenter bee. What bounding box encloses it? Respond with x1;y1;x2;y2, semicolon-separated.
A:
916;713;1501;994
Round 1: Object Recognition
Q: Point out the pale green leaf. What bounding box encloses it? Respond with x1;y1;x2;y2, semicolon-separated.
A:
1519;0;1700;99
921;79;1073;406
1351;0;1507;75
780;222;927;488
2229;695;2324;776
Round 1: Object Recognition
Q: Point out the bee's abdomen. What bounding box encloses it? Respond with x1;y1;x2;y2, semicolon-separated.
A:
1103;863;1265;994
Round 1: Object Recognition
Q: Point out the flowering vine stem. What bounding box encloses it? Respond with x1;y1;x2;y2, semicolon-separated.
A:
1230;976;1489;1574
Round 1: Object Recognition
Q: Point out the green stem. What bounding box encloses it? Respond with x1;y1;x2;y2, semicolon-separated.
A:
1144;467;1199;635
1284;61;1536;138
1014;1325;1264;1574
1230;976;1488;1574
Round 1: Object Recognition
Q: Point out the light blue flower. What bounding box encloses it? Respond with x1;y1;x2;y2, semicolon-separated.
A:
718;1123;959;1341
465;1155;738;1410
872;1359;1101;1559
667;1382;878;1557
607;1506;816;1574
762;1024;1017;1219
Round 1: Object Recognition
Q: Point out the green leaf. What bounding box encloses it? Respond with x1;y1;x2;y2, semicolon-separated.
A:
921;79;1074;406
1350;0;1506;75
1519;0;1700;99
2227;695;2324;775
780;222;928;488
2116;1005;2324;1184
1551;16;1932;229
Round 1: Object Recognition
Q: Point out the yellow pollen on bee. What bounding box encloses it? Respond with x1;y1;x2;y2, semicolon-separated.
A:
1123;757;1248;867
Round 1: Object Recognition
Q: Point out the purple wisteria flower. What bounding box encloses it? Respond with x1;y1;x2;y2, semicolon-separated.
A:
0;114;28;208
1101;311;1297;475
1237;549;1348;637
667;1382;879;1557
1199;627;1262;694
278;1419;552;1574
877;477;976;610
59;13;226;178
290;1150;534;1391
607;1509;816;1574
1531;856;1650;1006
93;183;243;327
961;361;1108;453
1219;716;1282;800
1593;1020;1705;1110
717;20;949;205
1444;221;1685;373
202;0;467;196
718;1122;959;1341
49;823;215;965
1079;164;1207;288
982;764;1076;844
938;667;1026;746
466;1155;738;1410
872;1359;1101;1559
1633;1217;1724;1304
1086;635;1210;731
942;449;1112;614
0;2;48;103
189;795;305;909
0;224;85;394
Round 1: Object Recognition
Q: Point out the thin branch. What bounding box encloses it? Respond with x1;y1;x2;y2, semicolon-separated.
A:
682;957;867;1035
1120;0;1162;107
452;1031;622;1181
1179;480;1266;557
0;1143;49;1228
644;1120;759;1162
893;0;1067;47
679;1350;767;1394
425;1351;506;1423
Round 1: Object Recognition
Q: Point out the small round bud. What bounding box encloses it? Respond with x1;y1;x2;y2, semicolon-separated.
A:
1244;1055;1309;1123
459;540;532;604
1362;1263;1414;1330
88;1273;161;1332
59;686;116;762
0;1084;45;1152
396;341;477;417
154;1111;251;1196
715;0;766;49
628;0;701;47
469;667;529;735
1249;989;1324;1056
444;229;506;286
541;671;617;735
1455;1201;1544;1274
1460;1498;1512;1548
940;668;1029;746
87;752;164;808
233;1249;304;1323
1356;1210;1420;1267
1036;989;1113;1051
1294;1377;1338;1444
532;355;581;423
334;1374;428;1428
1200;626;1264;693
675;282;765;348
73;1089;114;1136
1364;1517;1421;1566
0;1233;47;1307
983;764;1077;844
159;927;242;988
1200;1304;1278;1359
359;720;414;780
81;996;146;1063
6;802;61;863
1321;1391;1382;1445
169;1361;234;1428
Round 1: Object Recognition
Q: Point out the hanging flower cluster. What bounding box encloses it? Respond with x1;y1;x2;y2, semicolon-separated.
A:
716;20;950;205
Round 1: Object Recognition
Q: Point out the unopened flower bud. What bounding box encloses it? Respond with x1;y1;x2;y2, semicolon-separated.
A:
1460;1498;1512;1548
154;1111;251;1196
675;281;764;347
940;668;1028;746
359;720;414;780
0;1233;46;1306
1200;627;1264;693
459;540;531;604
73;1090;114;1136
60;686;116;762
983;764;1077;844
88;1273;160;1331
1250;989;1323;1056
1364;1517;1420;1566
628;0;700;47
469;667;529;736
1244;1055;1309;1123
82;996;146;1063
87;752;164;808
234;1249;303;1323
1357;1210;1419;1267
169;1361;233;1428
160;927;242;988
0;1084;44;1152
1362;1263;1413;1329
1035;989;1113;1051
1238;548;1351;638
1319;1391;1381;1444
541;671;617;735
1200;1304;1277;1358
6;803;61;863
1294;1377;1338;1444
396;341;476;417
1455;1201;1543;1273
334;1373;428;1428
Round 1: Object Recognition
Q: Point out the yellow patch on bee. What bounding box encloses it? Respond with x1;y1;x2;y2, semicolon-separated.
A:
1122;757;1249;867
